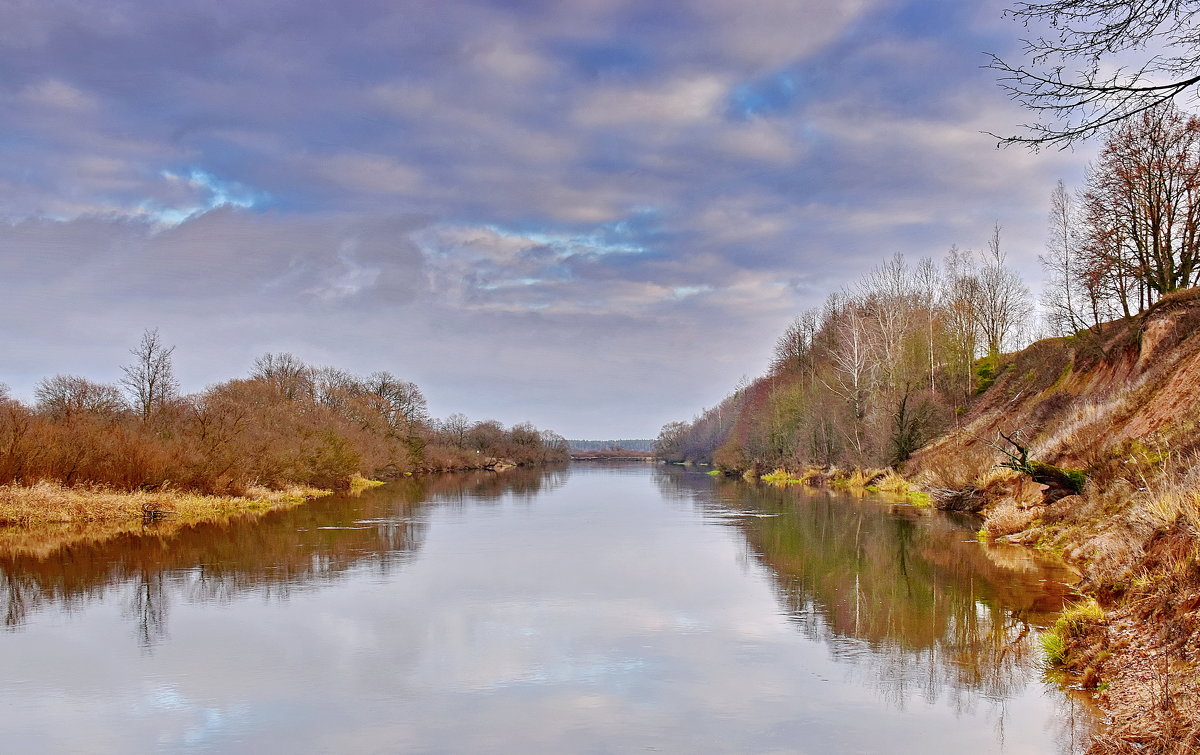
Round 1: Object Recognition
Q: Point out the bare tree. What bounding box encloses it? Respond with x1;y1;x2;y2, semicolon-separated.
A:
989;0;1200;147
35;375;126;420
860;253;916;391
975;226;1033;365
120;329;179;421
539;429;569;456
439;413;471;448
914;256;942;392
654;421;689;462
822;296;875;457
251;352;314;401
363;372;428;433
770;312;817;375
1041;180;1094;335
943;245;982;394
1081;102;1200;311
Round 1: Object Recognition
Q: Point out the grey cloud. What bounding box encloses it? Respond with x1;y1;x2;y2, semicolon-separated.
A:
0;0;1093;436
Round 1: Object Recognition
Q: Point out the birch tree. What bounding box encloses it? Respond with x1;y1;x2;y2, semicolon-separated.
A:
975;226;1032;366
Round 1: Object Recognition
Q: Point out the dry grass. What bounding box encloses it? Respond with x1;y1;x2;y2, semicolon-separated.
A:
1032;394;1128;461
759;465;934;505
0;480;327;526
1126;455;1200;536
982;497;1043;540
914;441;996;491
871;469;911;493
761;465;843;487
1136;488;1200;533
827;466;890;489
760;468;804;485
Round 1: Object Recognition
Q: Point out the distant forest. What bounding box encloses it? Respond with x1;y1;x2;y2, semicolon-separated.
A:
568;439;655;452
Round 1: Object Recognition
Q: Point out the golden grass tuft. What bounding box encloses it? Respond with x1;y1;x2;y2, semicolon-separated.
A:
760;468;802;485
981;497;1043;540
0;480;328;526
872;469;912;493
348;473;385;493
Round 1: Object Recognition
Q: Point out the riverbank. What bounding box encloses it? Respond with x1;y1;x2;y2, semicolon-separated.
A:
0;480;346;560
901;294;1200;754
0;463;551;558
0;479;341;527
654;278;1200;753
744;455;1198;751
948;464;1200;753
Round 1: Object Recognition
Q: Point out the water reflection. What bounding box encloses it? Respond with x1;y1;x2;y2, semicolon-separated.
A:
0;466;566;642
657;465;1094;749
0;463;1092;753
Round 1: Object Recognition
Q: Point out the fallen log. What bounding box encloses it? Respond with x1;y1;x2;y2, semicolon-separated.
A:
996;430;1086;504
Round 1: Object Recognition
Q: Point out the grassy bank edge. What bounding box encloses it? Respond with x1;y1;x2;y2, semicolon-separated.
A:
906;456;1200;753
0;480;337;527
751;465;932;506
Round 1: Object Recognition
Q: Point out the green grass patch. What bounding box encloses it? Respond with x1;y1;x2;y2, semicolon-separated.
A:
1040;599;1105;667
1057;599;1105;632
906;491;932;507
1040;628;1067;666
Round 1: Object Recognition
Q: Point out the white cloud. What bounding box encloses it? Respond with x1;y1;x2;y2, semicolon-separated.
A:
714;119;802;163
696;0;876;68
312;152;424;195
573;75;730;128
21;78;98;111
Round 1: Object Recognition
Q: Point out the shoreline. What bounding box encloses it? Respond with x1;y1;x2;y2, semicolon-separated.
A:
0;481;333;560
0;480;335;528
0;464;539;558
759;460;1198;752
969;474;1200;753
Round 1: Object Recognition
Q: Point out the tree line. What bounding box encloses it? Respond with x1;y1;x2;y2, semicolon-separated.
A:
659;101;1200;473
0;331;568;494
656;239;1032;472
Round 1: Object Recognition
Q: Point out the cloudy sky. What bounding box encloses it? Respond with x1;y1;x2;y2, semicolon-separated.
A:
0;0;1089;439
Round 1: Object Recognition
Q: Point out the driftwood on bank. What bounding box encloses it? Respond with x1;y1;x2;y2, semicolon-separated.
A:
995;430;1086;504
928;484;985;513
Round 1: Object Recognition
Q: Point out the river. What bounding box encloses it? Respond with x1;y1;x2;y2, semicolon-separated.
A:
0;463;1092;753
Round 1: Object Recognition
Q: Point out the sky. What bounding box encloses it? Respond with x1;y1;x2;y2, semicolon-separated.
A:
0;0;1091;439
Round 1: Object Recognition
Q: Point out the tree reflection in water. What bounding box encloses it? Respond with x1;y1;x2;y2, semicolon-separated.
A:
1;463;1095;752
0;465;568;640
656;465;1094;749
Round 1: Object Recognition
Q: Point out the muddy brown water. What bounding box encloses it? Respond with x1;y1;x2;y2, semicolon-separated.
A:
0;464;1094;753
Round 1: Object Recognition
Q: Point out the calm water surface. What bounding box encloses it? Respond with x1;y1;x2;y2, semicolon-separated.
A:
1;464;1092;753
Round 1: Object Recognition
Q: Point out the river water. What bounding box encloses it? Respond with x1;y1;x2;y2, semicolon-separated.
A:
1;464;1092;753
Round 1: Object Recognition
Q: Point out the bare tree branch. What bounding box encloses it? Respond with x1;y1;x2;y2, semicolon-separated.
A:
990;0;1200;147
